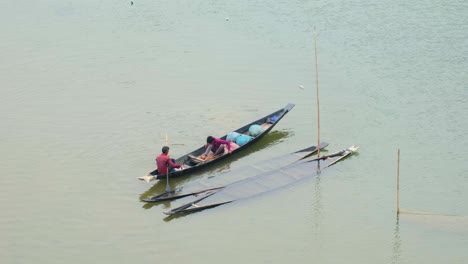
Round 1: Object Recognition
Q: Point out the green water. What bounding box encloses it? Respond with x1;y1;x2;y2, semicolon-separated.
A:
1;1;467;263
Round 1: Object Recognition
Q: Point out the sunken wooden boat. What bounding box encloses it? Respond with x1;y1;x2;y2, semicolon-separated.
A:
163;145;360;216
141;103;295;181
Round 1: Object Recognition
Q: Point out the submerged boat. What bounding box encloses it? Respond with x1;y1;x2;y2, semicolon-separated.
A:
164;145;360;216
142;142;329;202
139;103;295;181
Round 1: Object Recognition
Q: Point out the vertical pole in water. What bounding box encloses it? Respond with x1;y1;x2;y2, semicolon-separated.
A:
397;148;400;215
165;131;171;193
313;28;321;158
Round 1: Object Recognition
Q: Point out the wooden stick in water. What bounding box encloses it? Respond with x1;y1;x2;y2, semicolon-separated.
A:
397;148;400;215
313;28;321;157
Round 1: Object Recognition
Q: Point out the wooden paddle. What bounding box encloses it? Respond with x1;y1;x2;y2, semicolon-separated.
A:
165;131;171;192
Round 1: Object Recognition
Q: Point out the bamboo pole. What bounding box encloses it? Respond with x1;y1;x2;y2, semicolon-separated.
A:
397;148;400;215
313;29;321;158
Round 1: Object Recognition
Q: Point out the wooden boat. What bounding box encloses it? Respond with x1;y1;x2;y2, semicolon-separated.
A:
142;142;329;202
163;145;360;216
139;103;295;181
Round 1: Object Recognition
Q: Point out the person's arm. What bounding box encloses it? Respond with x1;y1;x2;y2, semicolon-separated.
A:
167;158;181;169
217;138;232;152
202;144;213;158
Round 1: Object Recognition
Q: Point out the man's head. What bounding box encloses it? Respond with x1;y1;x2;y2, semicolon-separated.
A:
206;136;214;144
162;146;170;154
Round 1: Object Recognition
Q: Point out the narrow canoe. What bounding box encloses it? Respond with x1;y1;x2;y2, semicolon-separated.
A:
140;103;295;181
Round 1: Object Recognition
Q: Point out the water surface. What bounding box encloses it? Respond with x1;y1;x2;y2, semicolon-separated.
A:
1;1;467;263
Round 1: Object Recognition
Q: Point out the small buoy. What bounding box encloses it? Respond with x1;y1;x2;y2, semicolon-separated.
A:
299;85;304;90
226;17;229;21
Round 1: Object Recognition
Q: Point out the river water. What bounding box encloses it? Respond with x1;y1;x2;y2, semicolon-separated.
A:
1;1;467;263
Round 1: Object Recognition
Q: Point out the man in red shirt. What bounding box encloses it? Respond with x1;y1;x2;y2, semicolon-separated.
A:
156;146;182;175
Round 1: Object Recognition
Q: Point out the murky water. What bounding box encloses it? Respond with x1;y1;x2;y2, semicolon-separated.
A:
1;1;467;263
